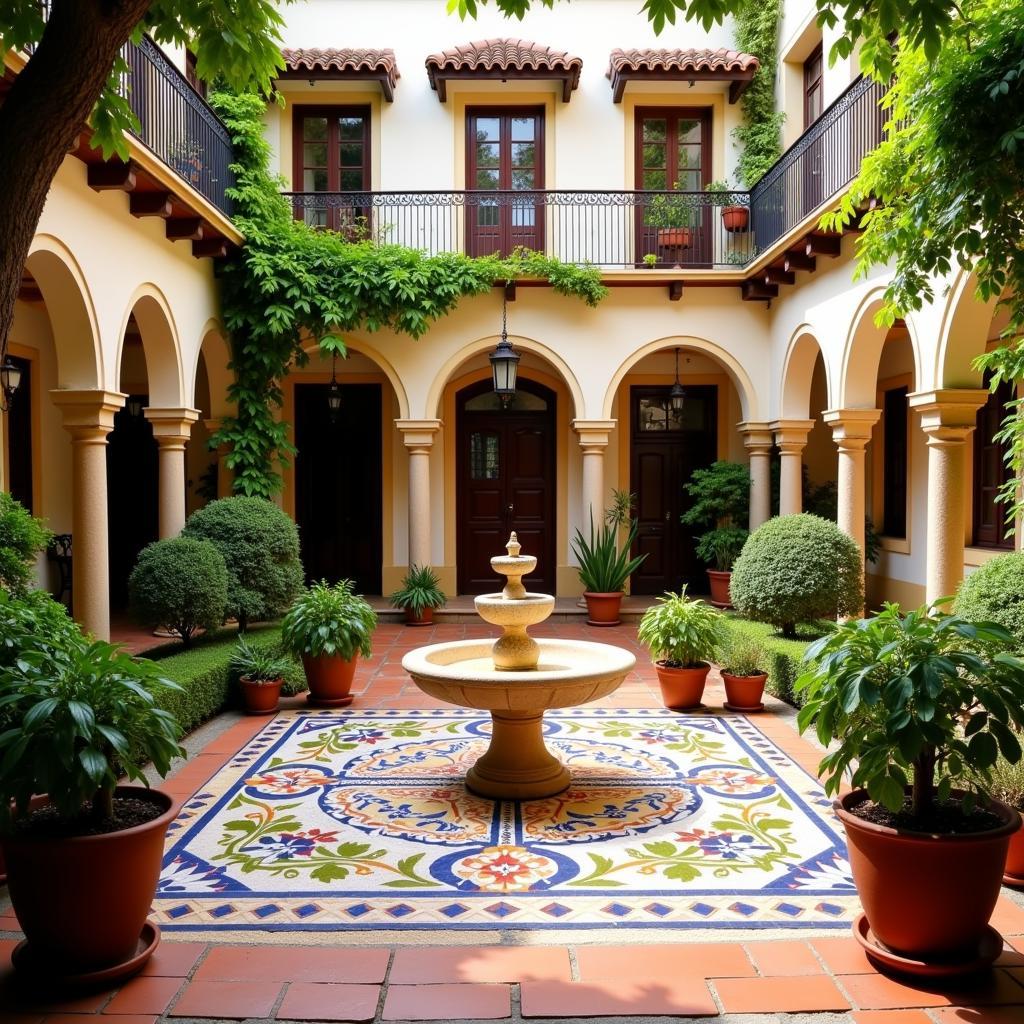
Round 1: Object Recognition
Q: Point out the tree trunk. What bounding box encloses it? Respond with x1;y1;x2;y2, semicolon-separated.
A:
0;0;152;362
913;747;936;819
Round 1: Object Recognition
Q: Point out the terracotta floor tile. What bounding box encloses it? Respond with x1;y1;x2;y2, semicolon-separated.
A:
194;945;388;983
168;979;283;1018
574;942;754;981
0;983;110;1015
138;942;206;978
991;899;1024;936
520;978;718;1017
275;983;380;1022
851;1012;936;1024
933;1008;1024;1023
811;936;878;975
50;1018;155;1024
840;969;1024;1010
389;946;570;984
382;983;511;1020
745;939;821;976
103;977;182;1015
714;975;850;1013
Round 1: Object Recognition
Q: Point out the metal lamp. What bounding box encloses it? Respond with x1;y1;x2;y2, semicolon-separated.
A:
126;394;145;419
1;355;23;410
489;291;520;408
327;352;342;422
669;347;686;414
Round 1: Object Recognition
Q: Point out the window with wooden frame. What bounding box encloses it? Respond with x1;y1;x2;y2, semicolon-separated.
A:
184;50;207;99
973;376;1015;549
803;43;824;128
881;385;909;539
292;106;371;233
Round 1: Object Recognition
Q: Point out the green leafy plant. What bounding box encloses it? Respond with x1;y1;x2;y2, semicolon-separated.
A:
281;580;377;660
954;552;1024;653
572;514;647;594
0;589;78;670
730;514;864;637
796;603;1024;820
389;565;447;615
681;461;751;571
646;182;700;230
720;632;767;676
988;751;1024;811
182;496;302;631
128;537;228;646
642;252;658;267
804;478;881;563
229;634;292;682
637;588;727;667
0;629;186;829
0;492;51;596
604;489;637;529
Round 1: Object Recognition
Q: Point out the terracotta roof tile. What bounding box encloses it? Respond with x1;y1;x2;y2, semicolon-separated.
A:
280;48;400;100
607;47;760;103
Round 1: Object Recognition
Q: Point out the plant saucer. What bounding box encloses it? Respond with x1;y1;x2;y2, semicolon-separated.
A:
306;693;354;708
723;701;765;713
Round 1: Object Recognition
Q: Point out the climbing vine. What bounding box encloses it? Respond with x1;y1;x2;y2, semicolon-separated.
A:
732;0;784;187
208;91;607;498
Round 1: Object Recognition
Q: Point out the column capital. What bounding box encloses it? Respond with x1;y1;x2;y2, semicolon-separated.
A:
50;389;126;439
909;388;989;442
144;406;200;444
823;408;881;449
572;418;616;449
770;418;815;451
738;421;774;453
395;418;442;451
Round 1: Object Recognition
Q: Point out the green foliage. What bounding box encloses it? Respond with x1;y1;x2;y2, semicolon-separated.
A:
229;634;292;682
976;344;1024;533
604;489;637;529
0;626;186;829
207;91;606;497
281;580;377;660
724;615;826;706
128;537;228;646
646;184;700;229
389;565;447;614
804;478;882;563
954;553;1024;653
720;631;767;676
730;514;864;637
0;492;51;596
182;497;302;630
637;588;728;667
682;461;751;571
988;752;1024;809
796;603;1024;816
0;588;77;672
572;514;647;594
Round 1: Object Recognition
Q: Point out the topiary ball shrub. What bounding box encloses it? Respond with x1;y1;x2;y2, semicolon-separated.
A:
0;491;51;595
730;514;863;637
182;497;303;630
954;552;1024;652
129;537;228;645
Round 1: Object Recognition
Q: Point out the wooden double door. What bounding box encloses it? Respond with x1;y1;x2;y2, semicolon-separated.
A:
629;385;718;595
457;379;556;594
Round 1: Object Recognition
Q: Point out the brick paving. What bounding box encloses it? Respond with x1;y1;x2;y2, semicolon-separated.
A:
2;622;1024;1022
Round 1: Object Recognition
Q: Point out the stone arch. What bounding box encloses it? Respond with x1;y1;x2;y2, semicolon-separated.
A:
299;335;410;419
934;269;1002;390
426;335;584;421
115;284;185;407
781;327;831;418
602;335;759;421
24;234;102;390
193;320;235;419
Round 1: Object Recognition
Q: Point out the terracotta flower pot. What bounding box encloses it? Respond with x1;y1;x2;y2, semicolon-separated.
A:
658;227;692;250
583;591;623;627
722;205;750;232
707;569;733;609
405;606;434;627
721;671;767;711
302;652;358;707
240;676;282;715
1;786;174;975
655;662;710;710
1004;818;1024;886
835;789;1020;960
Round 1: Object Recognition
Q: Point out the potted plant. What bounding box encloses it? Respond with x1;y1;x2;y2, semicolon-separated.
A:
642;252;658;269
705;179;750;233
647;182;698;254
389;564;447;626
681;461;751;608
989;753;1024;886
796;603;1024;974
571;514;647;626
229;636;292;715
281;579;376;707
0;592;184;981
719;632;769;711
637;589;727;709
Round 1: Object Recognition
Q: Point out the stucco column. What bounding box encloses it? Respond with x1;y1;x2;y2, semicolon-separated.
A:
771;419;815;517
396;419;442;569
145;407;200;539
909;389;989;604
573;419;616;527
51;389;126;641
823;409;881;559
739;422;773;530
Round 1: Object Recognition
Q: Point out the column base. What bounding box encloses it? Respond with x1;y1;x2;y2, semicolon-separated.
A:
466;710;571;800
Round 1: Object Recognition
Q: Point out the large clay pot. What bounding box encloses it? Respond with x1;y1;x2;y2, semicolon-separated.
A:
836;789;1020;959
658;227;692;250
583;591;623;627
722;671;767;711
240;676;282;715
1;786;174;974
1004;818;1024;886
655;662;710;710
707;570;733;609
722;206;750;233
302;652;358;707
405;607;434;627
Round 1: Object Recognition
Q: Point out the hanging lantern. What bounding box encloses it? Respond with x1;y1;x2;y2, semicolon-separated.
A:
669;347;686;414
327;353;342;422
489;291;520;408
1;356;23;410
126;394;145;419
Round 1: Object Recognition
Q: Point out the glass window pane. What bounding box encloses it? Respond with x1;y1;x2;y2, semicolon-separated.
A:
475;117;500;142
476;205;499;226
303;117;328;141
476;168;500;190
340;169;363;190
510;116;535;141
511;169;536;190
680;170;701;190
642;118;666;142
304;168;328;191
338;116;364;140
678;145;701;169
511;206;536;227
304;143;327;167
339;143;363;167
642;169;667;190
475;142;500;168
511;142;535;167
470;432;500;479
642;143;665;169
639;399;667;431
679;119;702;144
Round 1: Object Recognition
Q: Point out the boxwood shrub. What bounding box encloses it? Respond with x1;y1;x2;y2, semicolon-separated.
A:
954;551;1024;653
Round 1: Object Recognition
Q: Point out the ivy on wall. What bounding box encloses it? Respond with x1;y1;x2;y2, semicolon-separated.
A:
208;91;607;498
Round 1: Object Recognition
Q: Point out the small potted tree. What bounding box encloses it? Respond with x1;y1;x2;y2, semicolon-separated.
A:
681;461;751;608
705;180;750;233
281;580;377;707
719;633;769;712
389;564;447;626
571;514;647;626
230;636;292;715
0;593;184;982
647;182;698;259
797;603;1024;975
637;589;727;709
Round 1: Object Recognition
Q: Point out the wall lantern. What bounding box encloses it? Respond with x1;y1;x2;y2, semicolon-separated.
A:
327;352;342;422
126;394;145;419
669;347;686;414
488;290;520;408
0;355;23;411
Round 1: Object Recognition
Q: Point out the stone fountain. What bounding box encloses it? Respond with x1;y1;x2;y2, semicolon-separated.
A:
402;534;636;799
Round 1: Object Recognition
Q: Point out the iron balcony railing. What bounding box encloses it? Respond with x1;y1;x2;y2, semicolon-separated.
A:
284;72;886;269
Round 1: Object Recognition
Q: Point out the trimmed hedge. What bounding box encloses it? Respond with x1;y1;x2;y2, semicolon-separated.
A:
954;552;1024;653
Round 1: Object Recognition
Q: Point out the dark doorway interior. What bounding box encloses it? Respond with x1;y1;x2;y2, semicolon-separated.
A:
6;355;33;513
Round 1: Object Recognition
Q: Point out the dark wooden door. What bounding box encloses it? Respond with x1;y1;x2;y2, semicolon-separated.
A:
973;376;1014;549
295;382;382;593
801;44;826;216
457;379;555;594
630;385;717;595
5;355;33;513
467;108;544;257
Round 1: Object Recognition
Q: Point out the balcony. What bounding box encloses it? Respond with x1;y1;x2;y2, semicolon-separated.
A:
283;74;885;274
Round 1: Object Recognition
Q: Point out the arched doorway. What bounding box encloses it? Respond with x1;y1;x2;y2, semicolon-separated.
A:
456;378;556;594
